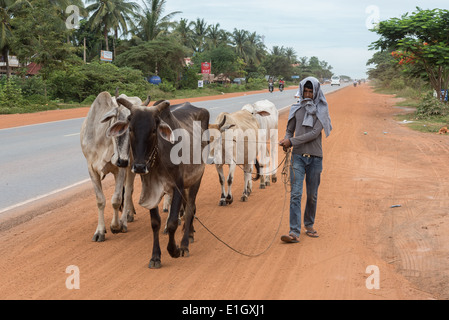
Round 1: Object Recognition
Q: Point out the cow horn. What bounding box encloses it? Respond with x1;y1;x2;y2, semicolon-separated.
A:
154;100;170;113
142;95;151;106
116;97;135;111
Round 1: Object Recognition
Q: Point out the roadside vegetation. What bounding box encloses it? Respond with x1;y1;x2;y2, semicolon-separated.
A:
0;0;335;114
367;7;449;133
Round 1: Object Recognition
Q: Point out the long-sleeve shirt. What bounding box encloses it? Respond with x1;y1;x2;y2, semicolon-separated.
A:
284;107;324;157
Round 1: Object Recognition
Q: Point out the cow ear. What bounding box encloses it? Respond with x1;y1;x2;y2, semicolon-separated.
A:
256;111;271;117
158;120;175;144
107;121;129;138
100;108;118;123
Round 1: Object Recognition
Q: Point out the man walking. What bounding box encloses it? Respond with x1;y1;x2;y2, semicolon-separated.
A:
279;77;332;243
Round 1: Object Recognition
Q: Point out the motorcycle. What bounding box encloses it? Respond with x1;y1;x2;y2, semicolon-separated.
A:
279;83;284;92
268;83;274;93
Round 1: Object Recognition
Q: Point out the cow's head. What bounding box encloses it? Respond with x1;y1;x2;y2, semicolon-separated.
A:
100;103;131;168
207;114;235;165
107;98;175;175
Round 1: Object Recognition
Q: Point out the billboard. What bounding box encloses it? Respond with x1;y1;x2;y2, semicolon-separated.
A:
201;62;211;74
101;50;113;62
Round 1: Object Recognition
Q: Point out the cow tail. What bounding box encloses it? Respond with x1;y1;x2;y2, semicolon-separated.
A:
253;159;261;181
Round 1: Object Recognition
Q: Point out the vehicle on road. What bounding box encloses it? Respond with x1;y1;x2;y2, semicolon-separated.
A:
331;76;341;86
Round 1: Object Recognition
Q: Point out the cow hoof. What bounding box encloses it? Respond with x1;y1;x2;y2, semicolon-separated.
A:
110;225;121;234
241;195;248;202
219;200;227;206
272;176;277;183
127;213;135;223
226;197;233;205
189;236;194;244
265;181;271;187
168;245;181;258
92;232;105;242
149;259;161;269
260;184;266;189
181;248;190;257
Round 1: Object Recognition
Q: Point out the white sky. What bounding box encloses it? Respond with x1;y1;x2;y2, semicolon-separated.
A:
154;0;449;79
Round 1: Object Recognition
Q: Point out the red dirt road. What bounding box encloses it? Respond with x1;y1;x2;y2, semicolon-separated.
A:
0;84;447;300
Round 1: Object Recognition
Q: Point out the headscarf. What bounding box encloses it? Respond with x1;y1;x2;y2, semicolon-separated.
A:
288;76;332;137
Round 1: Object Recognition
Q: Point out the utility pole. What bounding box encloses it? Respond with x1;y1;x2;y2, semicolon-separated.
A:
83;37;86;64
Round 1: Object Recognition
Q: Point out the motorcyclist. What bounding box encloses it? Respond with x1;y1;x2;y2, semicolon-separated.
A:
268;77;274;93
279;78;285;91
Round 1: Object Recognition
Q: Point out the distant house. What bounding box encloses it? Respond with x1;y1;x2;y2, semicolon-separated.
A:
0;55;42;77
213;73;231;84
0;56;20;75
26;62;42;76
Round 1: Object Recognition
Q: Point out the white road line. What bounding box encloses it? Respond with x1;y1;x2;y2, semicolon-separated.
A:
0;179;91;215
0;117;86;132
64;133;80;137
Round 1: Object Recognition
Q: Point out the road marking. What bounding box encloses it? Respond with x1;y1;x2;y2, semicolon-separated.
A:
65;133;80;137
0;179;91;215
0;117;86;132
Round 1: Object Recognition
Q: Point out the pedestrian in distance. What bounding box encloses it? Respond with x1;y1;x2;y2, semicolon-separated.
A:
278;76;332;243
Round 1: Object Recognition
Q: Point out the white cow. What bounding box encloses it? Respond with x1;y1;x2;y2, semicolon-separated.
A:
242;100;279;186
81;91;146;242
208;107;271;205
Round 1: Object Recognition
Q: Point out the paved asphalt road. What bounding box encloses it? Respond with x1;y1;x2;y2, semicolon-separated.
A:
0;83;350;214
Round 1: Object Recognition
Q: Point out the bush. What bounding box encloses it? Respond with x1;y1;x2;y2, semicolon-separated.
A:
0;79;27;109
46;62;152;103
416;92;449;118
158;81;176;94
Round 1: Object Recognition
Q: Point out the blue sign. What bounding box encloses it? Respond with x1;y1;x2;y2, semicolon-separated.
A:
291;75;300;79
441;89;448;102
148;76;161;85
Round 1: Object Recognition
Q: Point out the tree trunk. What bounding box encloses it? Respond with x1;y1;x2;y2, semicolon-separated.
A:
2;47;11;79
104;25;109;51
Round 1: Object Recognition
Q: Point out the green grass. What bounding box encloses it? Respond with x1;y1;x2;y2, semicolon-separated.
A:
373;83;449;134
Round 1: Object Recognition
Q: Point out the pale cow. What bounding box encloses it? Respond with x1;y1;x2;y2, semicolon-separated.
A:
80;91;146;242
208;108;270;205
242;99;279;186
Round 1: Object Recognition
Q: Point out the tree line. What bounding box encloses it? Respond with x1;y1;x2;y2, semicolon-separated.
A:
0;0;335;109
367;7;449;111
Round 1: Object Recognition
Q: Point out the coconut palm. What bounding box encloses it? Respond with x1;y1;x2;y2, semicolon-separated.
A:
87;0;140;51
0;0;32;78
191;18;209;52
231;28;254;63
246;31;266;64
136;0;181;41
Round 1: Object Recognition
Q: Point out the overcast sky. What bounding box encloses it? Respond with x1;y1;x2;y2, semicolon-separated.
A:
152;0;449;79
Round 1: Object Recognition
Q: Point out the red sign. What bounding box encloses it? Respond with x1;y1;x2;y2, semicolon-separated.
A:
201;62;211;74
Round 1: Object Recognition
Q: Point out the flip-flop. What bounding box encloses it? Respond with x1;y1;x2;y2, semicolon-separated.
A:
281;234;299;243
305;229;319;238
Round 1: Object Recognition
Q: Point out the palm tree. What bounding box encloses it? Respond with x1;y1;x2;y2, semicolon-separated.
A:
246;31;266;65
172;18;192;47
191;18;209;52
87;0;140;51
232;28;253;63
0;0;32;78
136;0;181;41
